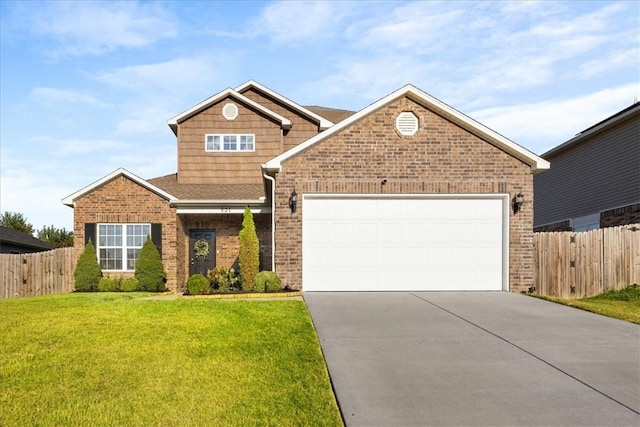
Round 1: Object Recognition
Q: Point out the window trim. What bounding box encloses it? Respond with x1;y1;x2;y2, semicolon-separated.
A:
97;223;151;271
205;134;255;152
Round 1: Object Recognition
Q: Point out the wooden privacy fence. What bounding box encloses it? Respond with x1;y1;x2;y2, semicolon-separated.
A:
0;248;75;299
534;224;640;298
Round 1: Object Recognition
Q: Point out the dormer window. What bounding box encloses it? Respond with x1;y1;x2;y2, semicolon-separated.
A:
205;134;255;152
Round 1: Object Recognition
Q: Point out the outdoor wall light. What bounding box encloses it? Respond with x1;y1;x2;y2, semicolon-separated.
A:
381;179;388;185
512;192;525;214
289;189;298;213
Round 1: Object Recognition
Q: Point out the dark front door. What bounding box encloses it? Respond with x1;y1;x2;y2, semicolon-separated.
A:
189;230;216;276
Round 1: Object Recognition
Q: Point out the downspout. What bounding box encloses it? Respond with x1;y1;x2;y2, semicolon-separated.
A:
262;171;276;272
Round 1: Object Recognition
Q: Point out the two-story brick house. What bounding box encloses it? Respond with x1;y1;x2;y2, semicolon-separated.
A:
63;81;549;293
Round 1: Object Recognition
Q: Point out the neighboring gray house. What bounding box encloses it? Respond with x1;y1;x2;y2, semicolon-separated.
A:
534;102;640;232
0;226;55;254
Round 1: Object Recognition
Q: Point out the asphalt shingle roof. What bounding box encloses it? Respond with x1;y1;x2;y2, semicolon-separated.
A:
148;174;265;201
306;106;356;124
0;226;55;251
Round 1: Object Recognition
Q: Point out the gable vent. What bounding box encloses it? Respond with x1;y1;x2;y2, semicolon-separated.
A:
222;103;238;120
395;111;418;136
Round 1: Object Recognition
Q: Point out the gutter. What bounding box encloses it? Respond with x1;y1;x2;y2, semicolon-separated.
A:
262;169;276;272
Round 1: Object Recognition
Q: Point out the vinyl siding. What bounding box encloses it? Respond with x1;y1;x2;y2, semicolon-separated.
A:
534;112;640;227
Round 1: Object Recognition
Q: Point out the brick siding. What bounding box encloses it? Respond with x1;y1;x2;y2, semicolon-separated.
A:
600;203;640;228
73;176;272;293
73;175;179;291
534;220;572;232
273;96;535;293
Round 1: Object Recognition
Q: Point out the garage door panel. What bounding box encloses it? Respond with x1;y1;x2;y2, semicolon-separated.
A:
353;247;378;267
303;196;505;291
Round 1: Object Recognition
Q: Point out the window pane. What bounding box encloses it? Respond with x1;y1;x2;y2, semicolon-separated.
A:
125;224;150;248
98;225;106;245
223;135;237;150
99;224;122;246
127;248;141;270
240;135;249;150
100;248;122;270
142;224;150;241
240;135;254;151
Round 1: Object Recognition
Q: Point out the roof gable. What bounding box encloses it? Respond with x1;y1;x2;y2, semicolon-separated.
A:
62;168;176;207
235;80;334;130
167;87;292;135
264;84;550;174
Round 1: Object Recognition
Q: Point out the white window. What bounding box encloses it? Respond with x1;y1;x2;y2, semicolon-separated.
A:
98;224;151;271
205;134;254;152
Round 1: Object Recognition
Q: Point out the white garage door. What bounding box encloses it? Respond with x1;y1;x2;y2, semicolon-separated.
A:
302;195;507;291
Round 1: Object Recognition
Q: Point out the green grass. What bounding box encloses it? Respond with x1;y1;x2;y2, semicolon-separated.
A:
534;286;640;324
0;293;343;426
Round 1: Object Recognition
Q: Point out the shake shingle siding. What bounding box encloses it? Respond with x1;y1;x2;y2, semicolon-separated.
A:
534;109;640;228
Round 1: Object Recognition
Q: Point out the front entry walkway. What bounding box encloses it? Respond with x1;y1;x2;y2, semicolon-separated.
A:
304;292;640;426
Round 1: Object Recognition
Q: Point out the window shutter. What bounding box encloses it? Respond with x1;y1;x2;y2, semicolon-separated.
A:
84;223;96;247
151;224;162;257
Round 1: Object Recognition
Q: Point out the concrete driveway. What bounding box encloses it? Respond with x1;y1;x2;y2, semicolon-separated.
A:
304;292;640;426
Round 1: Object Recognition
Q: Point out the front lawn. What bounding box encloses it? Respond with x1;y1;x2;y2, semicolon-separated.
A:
0;293;342;426
534;286;640;324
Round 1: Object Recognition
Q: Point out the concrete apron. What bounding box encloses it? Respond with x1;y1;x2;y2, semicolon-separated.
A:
304;292;640;427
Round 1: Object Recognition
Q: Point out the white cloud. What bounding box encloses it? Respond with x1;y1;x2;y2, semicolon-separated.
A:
28;1;177;56
578;47;640;78
349;2;466;53
306;54;440;104
471;83;640;154
28;87;109;108
93;55;232;94
31;136;132;155
252;1;350;43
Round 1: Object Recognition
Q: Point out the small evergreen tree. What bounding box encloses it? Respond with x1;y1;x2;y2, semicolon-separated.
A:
135;236;167;292
74;239;102;291
238;206;260;289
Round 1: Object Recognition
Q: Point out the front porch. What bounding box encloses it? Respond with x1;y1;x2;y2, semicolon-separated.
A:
175;213;272;291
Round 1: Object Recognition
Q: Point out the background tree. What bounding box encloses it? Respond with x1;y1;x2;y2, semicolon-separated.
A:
74;239;102;291
0;211;34;235
238;206;260;289
135;236;167;292
37;225;74;248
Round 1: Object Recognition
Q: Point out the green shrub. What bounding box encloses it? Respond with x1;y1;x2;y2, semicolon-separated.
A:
135;236;166;292
120;277;140;292
239;206;259;290
207;266;241;292
74;239;102;292
97;277;118;292
254;271;281;292
186;274;210;295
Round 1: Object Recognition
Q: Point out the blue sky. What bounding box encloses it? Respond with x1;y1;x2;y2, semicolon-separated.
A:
1;0;638;232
